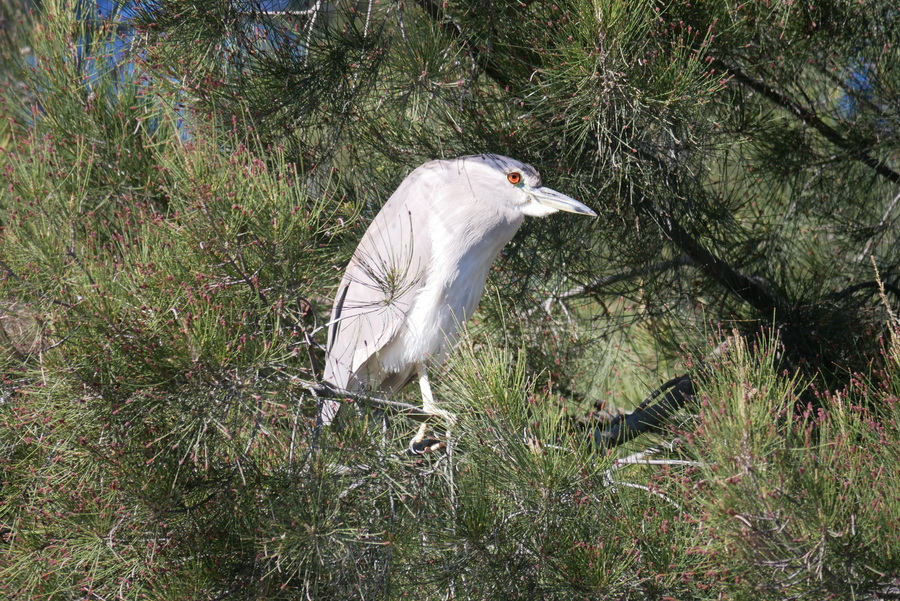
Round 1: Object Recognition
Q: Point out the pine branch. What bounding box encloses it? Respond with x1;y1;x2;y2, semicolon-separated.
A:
650;202;786;314
0;260;77;311
714;58;900;186
527;257;696;317
591;337;740;449
412;0;510;89
621;158;791;316
310;381;435;422
592;373;694;449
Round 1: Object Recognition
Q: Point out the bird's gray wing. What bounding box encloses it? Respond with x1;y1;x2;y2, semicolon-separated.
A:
324;176;433;392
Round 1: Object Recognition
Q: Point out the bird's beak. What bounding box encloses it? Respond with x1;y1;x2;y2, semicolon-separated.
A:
528;186;597;217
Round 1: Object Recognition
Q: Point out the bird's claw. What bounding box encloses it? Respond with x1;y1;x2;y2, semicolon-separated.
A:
409;421;446;455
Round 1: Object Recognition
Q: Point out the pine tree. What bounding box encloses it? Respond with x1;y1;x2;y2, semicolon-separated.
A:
1;1;898;598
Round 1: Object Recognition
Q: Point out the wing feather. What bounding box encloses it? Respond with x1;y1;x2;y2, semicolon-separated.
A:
324;169;434;392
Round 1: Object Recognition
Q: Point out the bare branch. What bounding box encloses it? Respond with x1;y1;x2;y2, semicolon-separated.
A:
309;381;437;423
531;256;696;317
592;373;694;449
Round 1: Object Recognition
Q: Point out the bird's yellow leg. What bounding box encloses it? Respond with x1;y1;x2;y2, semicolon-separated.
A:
417;363;455;424
409;364;452;454
418;363;436;414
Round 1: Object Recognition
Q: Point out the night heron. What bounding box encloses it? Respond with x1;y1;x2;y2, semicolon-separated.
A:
320;154;595;447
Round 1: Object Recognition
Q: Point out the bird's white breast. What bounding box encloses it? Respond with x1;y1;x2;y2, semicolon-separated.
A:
376;199;523;374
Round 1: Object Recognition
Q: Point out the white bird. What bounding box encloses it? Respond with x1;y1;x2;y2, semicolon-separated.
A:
320;154;595;444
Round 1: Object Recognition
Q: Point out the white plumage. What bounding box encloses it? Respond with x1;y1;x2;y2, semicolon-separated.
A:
321;154;595;426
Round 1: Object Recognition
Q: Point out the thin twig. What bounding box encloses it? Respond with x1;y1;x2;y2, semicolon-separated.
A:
858;189;900;262
529;256;696;317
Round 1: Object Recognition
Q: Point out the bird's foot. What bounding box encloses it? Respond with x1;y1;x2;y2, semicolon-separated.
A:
409;421;447;455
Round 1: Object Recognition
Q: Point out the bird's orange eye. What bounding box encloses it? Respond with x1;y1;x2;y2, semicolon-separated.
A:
507;172;522;185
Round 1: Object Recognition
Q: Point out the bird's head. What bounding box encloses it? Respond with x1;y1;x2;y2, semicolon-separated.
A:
459;154;597;218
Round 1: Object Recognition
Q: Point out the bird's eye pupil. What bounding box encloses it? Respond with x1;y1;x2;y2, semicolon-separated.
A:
507;172;521;184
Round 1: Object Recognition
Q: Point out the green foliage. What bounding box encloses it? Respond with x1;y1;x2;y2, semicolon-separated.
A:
680;333;900;599
431;341;697;598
